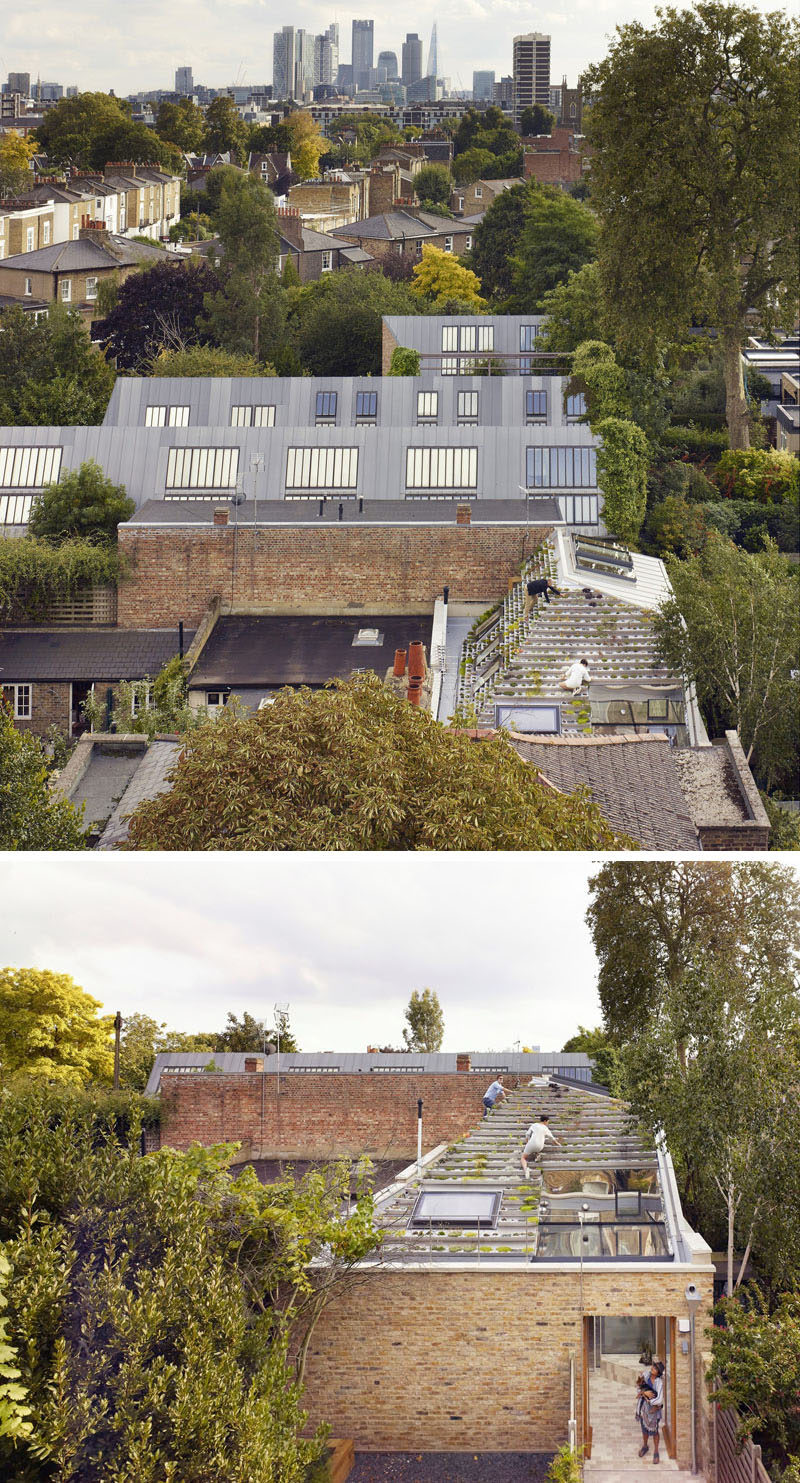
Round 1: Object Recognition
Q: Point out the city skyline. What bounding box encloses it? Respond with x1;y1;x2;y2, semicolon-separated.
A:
3;0;788;100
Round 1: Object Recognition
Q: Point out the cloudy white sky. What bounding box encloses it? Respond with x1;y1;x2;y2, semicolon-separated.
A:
1;0;790;98
1;853;608;1052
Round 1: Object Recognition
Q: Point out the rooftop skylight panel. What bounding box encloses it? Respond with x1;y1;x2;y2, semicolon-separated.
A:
230;405;276;427
526;447;597;488
409;1190;502;1228
145;405;189;427
315;390;338;423
457;390;479;424
285;447;358;490
406;446;478;490
0;446;62;489
416;390;439;423
0;495;34;526
355;390;377;421
165;447;239;490
526;389;547;422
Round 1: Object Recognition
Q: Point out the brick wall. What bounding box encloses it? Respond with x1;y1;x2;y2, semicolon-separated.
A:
117;523;548;628
301;1266;713;1464
381;323;400;375
159;1071;529;1160
10;681;71;736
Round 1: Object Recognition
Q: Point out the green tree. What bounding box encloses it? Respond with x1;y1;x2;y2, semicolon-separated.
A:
118;1013;217;1091
0;131;36;198
414;163;452;207
0;967;112;1082
155;97;205;153
537;263;607;352
595;416;650;546
150;345;269;377
291;272;421;377
519;105;555;136
466;182;530;302
655;537;800;788
27;461;133;544
583;3;800;449
403;988;444;1052
452;146;497;185
0;708;86;851
200;173;283;363
33;91;130;166
410;245;486;310
508;185;598;312
125;673;632;851
283;112;326;180
561;1026;623;1095
203;95;249;160
708;1287;800;1476
0;1250;31;1444
0;1083;379;1482
388;346;420;376
571;341;631;422
218;1009;299;1054
0;304;115;427
93;258;221;372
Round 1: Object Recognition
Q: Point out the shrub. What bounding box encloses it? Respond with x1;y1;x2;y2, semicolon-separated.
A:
27;461;134;544
388;346;420;376
150;345;272;377
595;416;650;546
662;425;730;460
0;538;121;622
714;448;799;504
643;496;709;557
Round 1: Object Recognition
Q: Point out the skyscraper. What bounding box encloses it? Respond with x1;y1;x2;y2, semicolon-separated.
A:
352;20;374;91
512;32;551;126
273;26;296;99
295;30;315;97
473;70;495;102
426;23;439;80
401;33;423;89
315;24;339;88
175;66;193;95
6;72;30;96
377;51;398;83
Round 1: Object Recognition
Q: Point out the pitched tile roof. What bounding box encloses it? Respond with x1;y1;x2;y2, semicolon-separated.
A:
0;628;190;681
0;235;166;272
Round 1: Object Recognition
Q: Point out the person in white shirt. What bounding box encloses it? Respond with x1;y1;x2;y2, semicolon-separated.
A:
520;1115;561;1177
559;657;592;693
482;1079;508;1118
636;1360;665;1462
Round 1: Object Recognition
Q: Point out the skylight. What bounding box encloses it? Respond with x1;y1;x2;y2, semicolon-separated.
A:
409;1190;502;1228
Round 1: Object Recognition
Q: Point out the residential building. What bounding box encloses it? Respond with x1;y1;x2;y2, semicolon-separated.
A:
352;20;375;91
512;32;551;127
175;66;193;95
0;225;165;318
0;201;56;259
473;70;495;101
286;177;367;232
450;176;523;216
776;368;800;454
330;207;474;262
523;128;588;187
741;336;800;439
494;75;514;110
401;33;423;89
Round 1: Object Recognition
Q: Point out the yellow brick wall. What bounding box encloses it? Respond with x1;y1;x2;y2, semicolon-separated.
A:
301;1266;713;1466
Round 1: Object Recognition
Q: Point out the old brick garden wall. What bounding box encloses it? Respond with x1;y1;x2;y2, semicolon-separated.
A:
301;1266;713;1463
117;523;548;627
159;1071;525;1161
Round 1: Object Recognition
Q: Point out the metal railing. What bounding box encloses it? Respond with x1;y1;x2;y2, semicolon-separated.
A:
568;1353;578;1453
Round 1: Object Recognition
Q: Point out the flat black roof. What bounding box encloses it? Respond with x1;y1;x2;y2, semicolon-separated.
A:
190;614;433;687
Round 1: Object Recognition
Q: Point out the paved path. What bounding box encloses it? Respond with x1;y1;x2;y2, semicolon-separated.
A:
585;1371;699;1483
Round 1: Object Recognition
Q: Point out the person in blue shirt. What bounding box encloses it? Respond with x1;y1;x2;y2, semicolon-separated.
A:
482;1079;508;1118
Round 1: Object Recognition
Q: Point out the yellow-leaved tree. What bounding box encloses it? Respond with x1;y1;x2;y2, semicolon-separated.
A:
410;244;486;310
0;131;37;198
284;111;326;180
0;967;114;1084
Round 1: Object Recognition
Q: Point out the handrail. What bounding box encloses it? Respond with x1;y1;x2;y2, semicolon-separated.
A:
568;1353;578;1453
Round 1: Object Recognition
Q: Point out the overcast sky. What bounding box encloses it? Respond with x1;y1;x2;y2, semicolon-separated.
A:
1;0;790;98
1;854;609;1052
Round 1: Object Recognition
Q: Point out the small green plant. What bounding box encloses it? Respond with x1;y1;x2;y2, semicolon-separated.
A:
546;1444;583;1483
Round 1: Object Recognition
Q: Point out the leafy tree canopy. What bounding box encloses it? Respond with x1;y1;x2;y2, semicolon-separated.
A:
537;263;607;352
154;97;205;153
27;461;133;545
93;258;221;372
595;415;650;546
465;182;532;302
410;245;486;310
403;989;444;1052
508;184;598;312
708;1287;800;1475
150;343;271;377
218;1009;299;1055
33;91;180;171
125;673;633;851
200;172;283;363
561;1025;623;1096
283;111;326;179
290;271;421;376
519;105;555;136
0;303;115;427
583;2;800;449
0;966;111;1082
203;95;249;160
414;163;452;207
655;536;800;789
118;1012;217;1091
0;708;86;851
0;130;36;198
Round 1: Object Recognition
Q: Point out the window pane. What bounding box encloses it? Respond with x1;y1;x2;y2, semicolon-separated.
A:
460;325;476;352
441;326;458;351
285;446;358;489
253;405;275;426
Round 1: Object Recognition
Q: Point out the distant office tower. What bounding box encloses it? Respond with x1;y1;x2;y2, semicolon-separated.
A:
426;23;439;80
337;63;354;92
352;20;374;91
402;33;423;88
37;82;63;102
494;74;514;109
273;26;297;98
175;66;193;95
66;84;79;98
512;33;551;126
473;70;495;101
315;23;339;87
7;72;30;96
294;30;315;96
377;50;399;83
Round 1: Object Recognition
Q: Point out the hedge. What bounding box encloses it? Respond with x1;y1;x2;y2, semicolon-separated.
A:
662;424;730;460
0;537;122;621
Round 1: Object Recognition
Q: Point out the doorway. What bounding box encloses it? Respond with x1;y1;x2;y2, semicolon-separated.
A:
583;1316;676;1463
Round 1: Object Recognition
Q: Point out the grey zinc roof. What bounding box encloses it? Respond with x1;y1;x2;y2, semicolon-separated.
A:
0;628;189;682
145;1050;592;1096
513;735;700;850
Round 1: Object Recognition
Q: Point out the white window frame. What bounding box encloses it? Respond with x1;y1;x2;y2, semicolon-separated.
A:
165;447;240;490
130;682;153;718
2;683;32;720
465;234;472;250
444;235;454;253
0;446;63;489
285;447;358;491
457;390;479;423
321;249;333;271
26;227;35;252
24;277;32;297
417;390;439;422
474;185;483;199
43;222;51;245
230;405;275;427
72;224;79;240
405;446;478;490
85;276;98;301
60;279;72;303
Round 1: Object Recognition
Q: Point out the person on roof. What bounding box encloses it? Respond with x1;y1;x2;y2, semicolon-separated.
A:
521;1115;561;1178
524;576;562;616
559;657;592;693
482;1078;508;1118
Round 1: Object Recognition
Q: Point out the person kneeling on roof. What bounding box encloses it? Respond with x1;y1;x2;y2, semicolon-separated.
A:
559;657;592;693
521;1115;561;1178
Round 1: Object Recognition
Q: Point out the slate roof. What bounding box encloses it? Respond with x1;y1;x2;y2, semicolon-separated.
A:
189;614;433;688
98;738;182;849
0;628;189;681
0;235;165;272
330;210;439;241
511;734;700;850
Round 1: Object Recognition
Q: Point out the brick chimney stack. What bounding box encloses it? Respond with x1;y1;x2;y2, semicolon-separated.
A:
456;503;472;526
213;507;229;526
276;206;304;249
456;1053;471;1072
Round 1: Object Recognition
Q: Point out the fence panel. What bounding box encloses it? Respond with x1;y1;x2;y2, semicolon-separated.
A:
715;1406;771;1483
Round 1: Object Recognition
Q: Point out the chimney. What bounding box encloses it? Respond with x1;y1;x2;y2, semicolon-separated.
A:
393;649;407;678
407;678;422;707
456;503;472;526
456;1053;471;1072
78;217;111;248
244;1057;263;1072
276;206;304;249
408;641;426;681
213;506;229;526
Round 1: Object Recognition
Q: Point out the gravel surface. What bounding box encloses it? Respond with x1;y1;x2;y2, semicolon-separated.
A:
350;1453;554;1482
